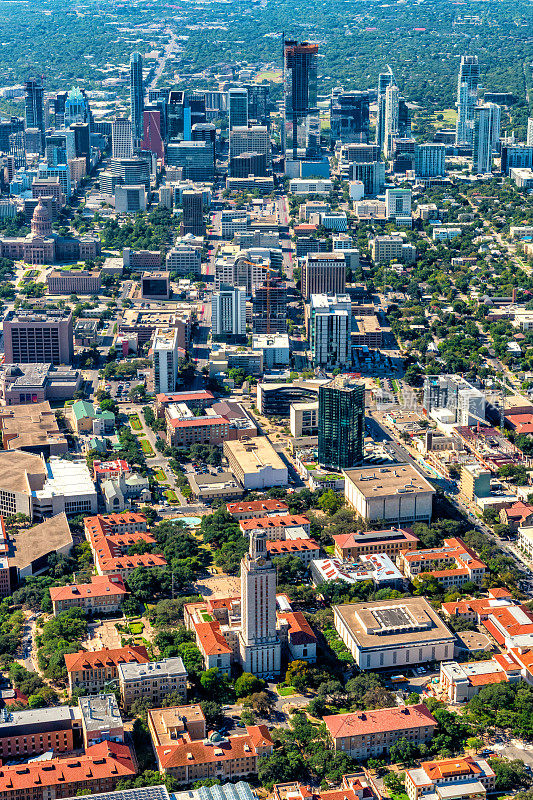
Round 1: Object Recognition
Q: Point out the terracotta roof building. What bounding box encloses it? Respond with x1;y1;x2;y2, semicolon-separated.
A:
50;574;128;616
239;514;310;541
226;499;290;520
398;537;486;588
324;704;437;760
334;528;419;560
278;611;317;663
84;513;166;578
65;645;149;696
405;756;496;800
439;652;522;702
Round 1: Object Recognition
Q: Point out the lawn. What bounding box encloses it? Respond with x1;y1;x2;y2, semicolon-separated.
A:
254;69;282;83
129;415;143;431
140;439;155;456
153;468;167;482
431;108;457;126
164;489;179;504
277;685;297;696
128;621;144;635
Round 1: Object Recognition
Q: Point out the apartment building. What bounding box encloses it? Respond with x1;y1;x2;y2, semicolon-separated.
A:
405;757;496;800
324;704;437;760
47;269;101;295
148;705;273;784
399;537;486;588
49;574;128;616
65;645;149;696
371;236;416;265
118;658;187;710
84;513;166;579
334;528;419;560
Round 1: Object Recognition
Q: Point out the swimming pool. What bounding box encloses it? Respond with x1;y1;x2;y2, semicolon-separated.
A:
178;516;202;527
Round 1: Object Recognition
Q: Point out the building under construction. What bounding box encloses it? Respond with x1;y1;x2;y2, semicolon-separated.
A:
252;278;287;334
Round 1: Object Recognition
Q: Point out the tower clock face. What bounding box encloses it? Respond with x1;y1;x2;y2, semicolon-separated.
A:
256;557;266;566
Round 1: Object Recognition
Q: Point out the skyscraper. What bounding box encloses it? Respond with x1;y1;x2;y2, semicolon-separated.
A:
24;77;45;154
244;84;269;126
330;90;370;146
142;109;165;161
455;55;480;146
283;39;319;163
64;87;91;128
473;103;500;174
239;529;281;678
309;294;351;369
130;52;144;142
528;118;533;147
181;190;205;236
228;88;248;130
318;376;365;471
212;284;247;338
70;122;91;172
153;328;180;394
384;83;400;158
376;66;395;150
252;278;287;334
414;143;446;177
112;118;134;159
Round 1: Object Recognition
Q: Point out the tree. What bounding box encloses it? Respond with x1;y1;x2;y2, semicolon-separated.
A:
200;668;222;694
243;690;273;716
235;672;265;698
488;758;531;791
286;660;311;692
384;772;405;794
199;700;223;729
389;738;419;765
317;489;343;516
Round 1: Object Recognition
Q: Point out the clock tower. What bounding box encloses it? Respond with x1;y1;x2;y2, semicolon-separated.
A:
239;529;281;678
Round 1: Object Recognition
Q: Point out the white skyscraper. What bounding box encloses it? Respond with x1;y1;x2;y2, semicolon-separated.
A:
239;529;281;678
455;55;480;146
309;293;352;369
152;328;180;394
376;66;395;150
211;284;247;337
384;83;399;158
385;187;411;218
112;117;134;159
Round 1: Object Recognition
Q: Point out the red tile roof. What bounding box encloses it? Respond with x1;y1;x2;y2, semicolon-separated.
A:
227;499;289;515
156;391;214;403
240;514;309;531
50;575;128;602
0;741;136;792
156;725;273;769
84;515;166;573
194;620;232;655
167;415;228;429
278;611;317;645
324;704;437;739
267;538;319;554
65;645;149;673
334;528;419;549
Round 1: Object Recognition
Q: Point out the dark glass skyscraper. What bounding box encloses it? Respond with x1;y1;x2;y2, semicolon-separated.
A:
283;40;319;162
24;77;45;154
330;90;370;146
130;52;144;142
318;376;365;470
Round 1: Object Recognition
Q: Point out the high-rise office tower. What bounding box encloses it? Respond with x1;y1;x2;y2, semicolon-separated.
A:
8;131;26;169
181;190;205;236
384;83;400;158
239;529;281;678
252;278;287;334
302;252;346;300
528;118;533;147
0;117;23;153
283;39;319;162
212;284;247;338
64;87;91;128
228;88;248;130
142;109;164;161
24;77;45;154
376;66;395;150
45;129;76;166
130;52;144;143
229;125;271;167
70;122;91;172
3;309;74;365
167;91;206;142
112;118;134;158
455;55;480;146
244;84;269;126
473;104;499;174
330;89;370;146
318;376;365;470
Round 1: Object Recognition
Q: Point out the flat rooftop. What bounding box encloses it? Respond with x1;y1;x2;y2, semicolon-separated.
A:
224;437;286;473
118;657;186;681
8;513;73;571
335;596;454;648
0;449;46;494
79;694;122;731
344;463;435;499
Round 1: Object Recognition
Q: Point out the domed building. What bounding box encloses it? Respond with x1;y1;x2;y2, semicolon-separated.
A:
0;198;100;265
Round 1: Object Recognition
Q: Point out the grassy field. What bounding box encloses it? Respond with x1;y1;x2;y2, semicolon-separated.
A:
140;438;155;456
128;621;144;635
277;685;297;696
254;69;282;83
432;108;457;125
164;489;179;504
129;415;142;431
153;468;167;482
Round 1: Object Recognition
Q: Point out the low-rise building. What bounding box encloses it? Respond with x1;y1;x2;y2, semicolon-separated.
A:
398;537;487;588
0;362;82;406
79;694;124;748
0;400;68;455
148;705;273;784
334;597;455;670
65;645;150;696
188;472;243;502
324;704;437;760
224;437;288;490
84;513;167;579
50;574;128;617
277;611;317;663
405;757;496;800
239;514;311;541
267;538;320;565
311;554;404;589
226;499;289;520
47;269;101;295
0;705;82;758
439;654;522;703
71;400;115;435
0;741;136;800
118;657;187;710
344;464;435;525
334;528;419;560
